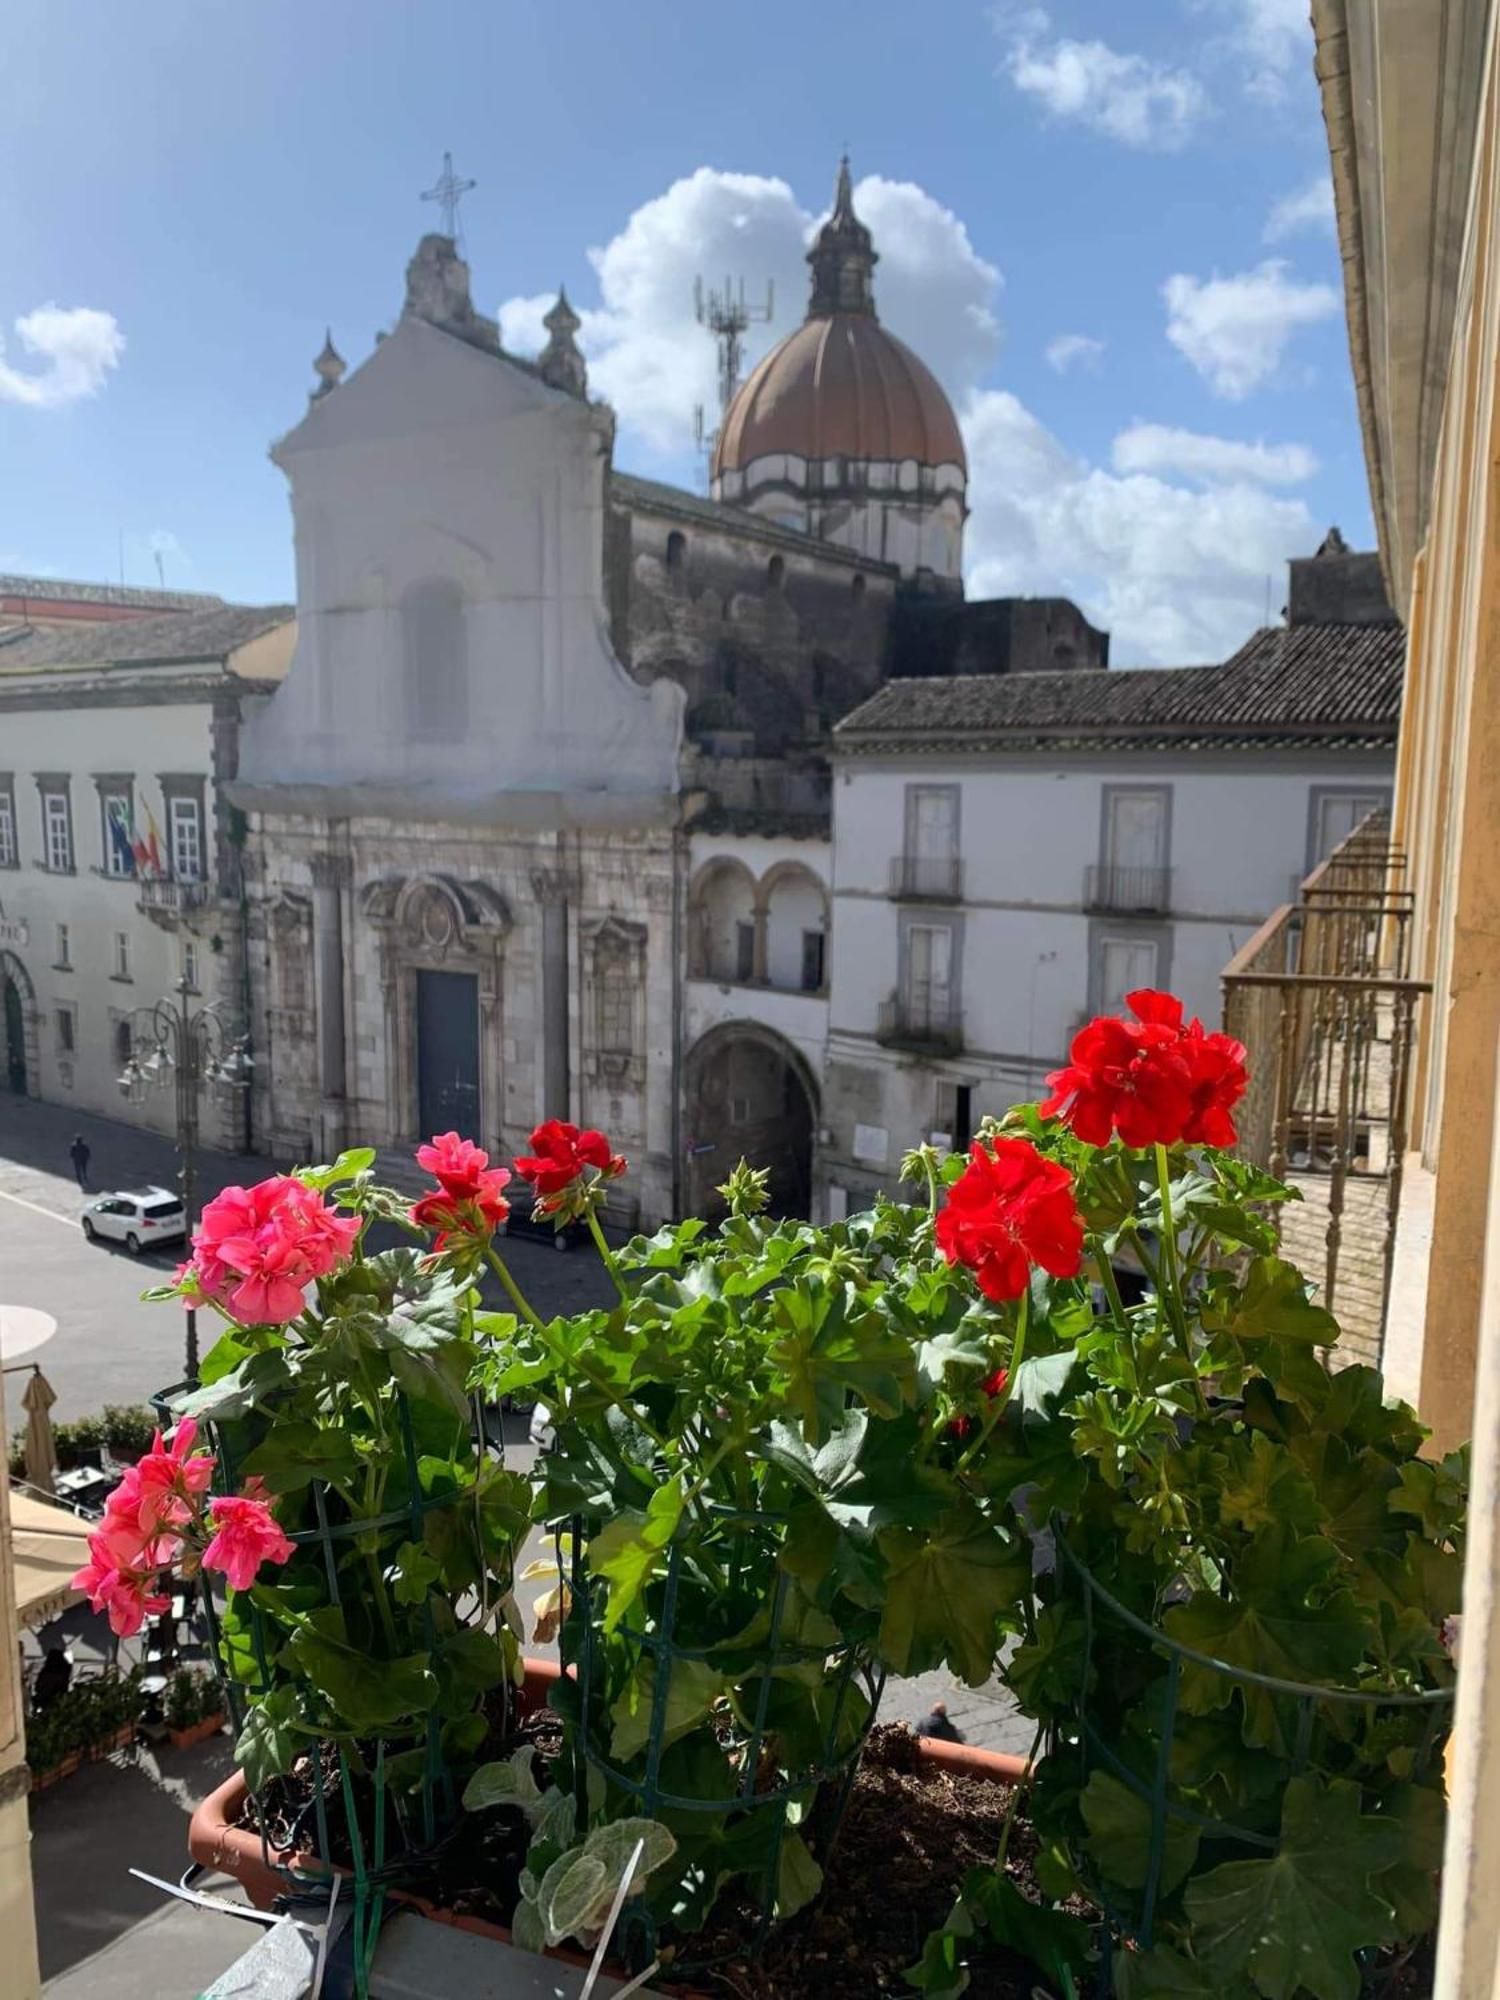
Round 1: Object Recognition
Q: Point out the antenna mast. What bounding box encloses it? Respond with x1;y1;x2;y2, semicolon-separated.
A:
693;274;774;481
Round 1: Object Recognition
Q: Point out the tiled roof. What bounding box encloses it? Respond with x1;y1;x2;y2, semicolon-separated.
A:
835;621;1405;752
0;603;294;673
0;573;223;611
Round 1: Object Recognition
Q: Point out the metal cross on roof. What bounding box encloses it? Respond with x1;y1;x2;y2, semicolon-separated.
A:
421;151;477;240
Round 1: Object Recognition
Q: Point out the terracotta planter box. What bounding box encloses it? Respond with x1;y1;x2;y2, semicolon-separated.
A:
188;1658;1028;1979
169;1713;225;1751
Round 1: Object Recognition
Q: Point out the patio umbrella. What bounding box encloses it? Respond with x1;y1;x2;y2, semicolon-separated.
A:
21;1369;57;1495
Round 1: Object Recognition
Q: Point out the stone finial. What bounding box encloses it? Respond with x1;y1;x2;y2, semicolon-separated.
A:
405;232;476;329
539;285;588;398
1317;525;1350;557
311;328;346;402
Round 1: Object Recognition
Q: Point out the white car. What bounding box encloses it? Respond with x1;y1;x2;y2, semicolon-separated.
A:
81;1186;187;1256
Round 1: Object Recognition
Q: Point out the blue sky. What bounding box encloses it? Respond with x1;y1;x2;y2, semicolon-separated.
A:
1;0;1367;664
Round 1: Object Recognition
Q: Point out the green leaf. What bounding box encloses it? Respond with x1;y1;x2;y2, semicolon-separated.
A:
1184;1776;1402;2000
1080;1769;1199;1896
297;1147;375;1189
1005;1603;1089;1717
463;1744;544;1816
540;1852;608;1945
1371;1782;1445;1939
235;1685;302;1793
170;1347;292;1421
775;1829;823;1919
769;1278;915;1445
240;1420;362;1496
610;1655;725;1765
391;1539;443;1607
282;1608;436;1733
1115;1945;1255;1998
589;1477;683;1634
963;1871;1093;1986
1210;1256;1339;1348
1215;1431;1324;1538
876;1500;1028;1685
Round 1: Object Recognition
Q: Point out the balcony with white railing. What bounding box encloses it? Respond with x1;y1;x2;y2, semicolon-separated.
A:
137;876;210;930
888;853;964;902
1083;863;1172;915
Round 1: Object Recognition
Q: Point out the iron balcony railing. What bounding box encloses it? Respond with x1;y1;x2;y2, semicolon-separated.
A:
888;854;964;901
876;988;964;1056
137;877;209;921
1221;812;1427;1366
1083;863;1173;914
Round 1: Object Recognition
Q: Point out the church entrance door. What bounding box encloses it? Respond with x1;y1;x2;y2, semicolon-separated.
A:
3;976;26;1095
416;969;480;1139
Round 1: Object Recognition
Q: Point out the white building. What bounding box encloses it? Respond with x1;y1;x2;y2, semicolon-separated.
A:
816;550;1402;1211
0;602;294;1136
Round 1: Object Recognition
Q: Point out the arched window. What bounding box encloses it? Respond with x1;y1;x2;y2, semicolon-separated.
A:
402;578;469;737
665;530;686;572
766;554;785;591
113;1018;133;1068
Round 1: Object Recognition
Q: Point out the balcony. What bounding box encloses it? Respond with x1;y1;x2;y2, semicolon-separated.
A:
888;853;964;902
137;876;210;930
876;989;963;1056
1083;863;1172;914
1221;813;1426;1369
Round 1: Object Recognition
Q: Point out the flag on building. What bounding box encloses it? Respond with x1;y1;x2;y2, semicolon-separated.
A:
143;802;164;877
106;797;137;876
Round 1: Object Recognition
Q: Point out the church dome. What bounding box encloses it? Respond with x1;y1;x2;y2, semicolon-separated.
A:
710;159;966;480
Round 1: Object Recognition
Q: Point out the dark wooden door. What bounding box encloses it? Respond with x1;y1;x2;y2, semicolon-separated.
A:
3;978;25;1094
416;970;479;1139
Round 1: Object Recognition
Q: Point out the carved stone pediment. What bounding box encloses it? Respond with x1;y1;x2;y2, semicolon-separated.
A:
362;873;511;957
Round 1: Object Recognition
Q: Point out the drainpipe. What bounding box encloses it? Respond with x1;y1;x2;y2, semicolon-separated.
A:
671;823;685;1220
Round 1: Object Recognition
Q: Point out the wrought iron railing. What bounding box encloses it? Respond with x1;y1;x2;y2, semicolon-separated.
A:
1221;813;1427;1364
1082;862;1173;914
888;853;964;901
876;989;963;1055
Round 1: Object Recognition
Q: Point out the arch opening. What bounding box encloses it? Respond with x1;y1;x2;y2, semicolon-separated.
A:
684;1024;816;1219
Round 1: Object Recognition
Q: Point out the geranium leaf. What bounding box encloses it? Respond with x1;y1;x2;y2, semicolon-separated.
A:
235;1684;302;1793
240;1420;362;1496
610;1655;724;1765
283;1607;436;1733
589;1476;683;1633
962;1871;1094;1986
876;1500;1027;1684
1184;1776;1402;2000
769;1278;915;1445
391;1539;443;1606
1209;1257;1339;1347
1215;1431;1323;1538
775;1829;823;1918
1370;1781;1446;1937
1080;1769;1199;1895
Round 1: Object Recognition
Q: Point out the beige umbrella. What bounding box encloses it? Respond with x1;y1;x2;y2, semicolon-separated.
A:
20;1369;57;1496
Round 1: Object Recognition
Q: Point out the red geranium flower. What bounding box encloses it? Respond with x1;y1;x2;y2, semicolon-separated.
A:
948;1365;1011;1441
410;1132;511;1247
935;1137;1084;1304
513;1120;625;1213
1041;989;1248;1150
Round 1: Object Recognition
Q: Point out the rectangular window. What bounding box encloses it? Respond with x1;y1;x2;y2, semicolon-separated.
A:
1307;788;1391;871
55;1007;75;1055
1102;788;1169;872
1096;933;1160;1018
55;923;70;969
902;785;960;897
0;786;15;867
42;791;72;873
735;920;756;983
169;795;203;882
113;1018;133;1068
800;929;826;992
102;791;135;878
182;941;200;991
112;930;130;981
597;961;632;1054
903;921;954;1029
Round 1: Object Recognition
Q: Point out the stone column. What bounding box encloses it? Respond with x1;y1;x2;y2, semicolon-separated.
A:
532;868;572;1122
310;851;350;1153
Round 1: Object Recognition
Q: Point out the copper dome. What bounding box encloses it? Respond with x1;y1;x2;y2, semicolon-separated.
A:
711;315;966;478
711;159;966;480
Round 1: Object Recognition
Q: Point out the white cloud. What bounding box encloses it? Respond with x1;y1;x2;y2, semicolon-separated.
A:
1162;258;1339;398
998;7;1209;150
1264;174;1335;243
0;304;124;408
1045;332;1105;374
1225;0;1312;102
1112;422;1318;485
499;166;1000;458
963;389;1317;663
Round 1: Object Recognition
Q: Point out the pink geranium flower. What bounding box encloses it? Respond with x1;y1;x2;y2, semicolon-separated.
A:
415;1132;492;1197
71;1533;172;1638
132;1419;214;1533
201;1494;295;1592
189;1176;359;1326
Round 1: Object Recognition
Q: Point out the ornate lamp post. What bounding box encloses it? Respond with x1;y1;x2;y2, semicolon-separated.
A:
118;974;253;1382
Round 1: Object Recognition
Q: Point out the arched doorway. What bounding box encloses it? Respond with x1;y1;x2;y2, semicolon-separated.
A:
684;1023;817;1219
0;951;37;1097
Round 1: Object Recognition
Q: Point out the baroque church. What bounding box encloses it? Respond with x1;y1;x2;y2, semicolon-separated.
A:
235;163;1107;1225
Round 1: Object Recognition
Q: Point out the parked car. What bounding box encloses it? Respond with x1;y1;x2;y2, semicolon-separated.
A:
80;1187;187;1255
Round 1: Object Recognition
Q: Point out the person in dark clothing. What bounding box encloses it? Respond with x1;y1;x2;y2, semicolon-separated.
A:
915;1699;965;1744
32;1647;73;1711
69;1135;90;1190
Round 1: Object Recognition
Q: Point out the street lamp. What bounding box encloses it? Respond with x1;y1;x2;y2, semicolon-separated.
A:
118;973;253;1382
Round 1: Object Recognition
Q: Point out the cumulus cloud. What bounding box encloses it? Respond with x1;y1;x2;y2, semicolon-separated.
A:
0;304;124;408
1162;259;1339;398
1222;0;1312;102
1264;175;1335;243
998;7;1209;149
1112;422;1318;485
963;390;1317;663
501;167;999;458
1045;332;1105;375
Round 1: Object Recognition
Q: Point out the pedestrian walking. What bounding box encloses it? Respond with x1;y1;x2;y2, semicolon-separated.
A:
69;1134;91;1190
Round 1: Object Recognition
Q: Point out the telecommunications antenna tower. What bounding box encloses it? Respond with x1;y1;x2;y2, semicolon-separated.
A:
693;274;774;479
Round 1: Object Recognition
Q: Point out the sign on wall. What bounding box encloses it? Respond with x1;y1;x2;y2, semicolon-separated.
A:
0;905;28;950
